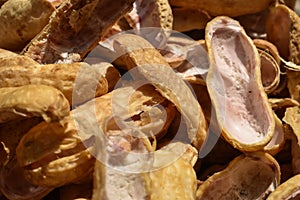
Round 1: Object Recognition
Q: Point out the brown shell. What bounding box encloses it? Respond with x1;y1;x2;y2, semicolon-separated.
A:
196;153;281;199
112;34;208;150
0;85;70;123
22;0;135;63
205;16;275;151
0;158;53;200
168;0;273;17
172;8;211;32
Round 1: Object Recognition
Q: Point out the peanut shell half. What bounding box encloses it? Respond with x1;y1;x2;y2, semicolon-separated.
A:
205;16;275;151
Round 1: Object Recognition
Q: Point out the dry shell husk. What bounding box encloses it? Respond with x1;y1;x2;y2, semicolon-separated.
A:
22;0;135;63
0;0;55;51
196;153;280;199
267;174;300;200
205;16;275;151
0;62;110;105
0;85;70;123
112;33;207;150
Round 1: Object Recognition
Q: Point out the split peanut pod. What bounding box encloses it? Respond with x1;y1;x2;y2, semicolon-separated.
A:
266;4;300;63
253;39;281;94
74;84;176;141
0;62;110;105
266;4;300;102
168;0;273;17
22;0;135;63
205;16;275;151
196;153;280;200
16;84;175;187
112;33;207;150
0;0;55;51
267;174;300;200
16;119;96;187
0;85;70;123
92;146;197;200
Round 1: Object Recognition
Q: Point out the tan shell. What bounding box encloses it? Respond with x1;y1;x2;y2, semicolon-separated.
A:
168;0;273;17
267;174;300;200
92;146;197;200
0;48;39;67
0;62;109;105
0;85;70;123
283;106;300;174
16;120;96;187
112;33;207;150
0;0;55;51
145;151;197;200
205;16;275;151
287;70;300;102
22;0;135;63
159;142;198;166
16;84;175;187
283;106;300;145
196;153;281;199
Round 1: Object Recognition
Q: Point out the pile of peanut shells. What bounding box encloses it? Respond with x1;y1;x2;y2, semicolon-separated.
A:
1;0;300;199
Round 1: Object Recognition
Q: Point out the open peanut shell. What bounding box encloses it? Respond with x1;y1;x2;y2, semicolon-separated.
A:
196;152;281;199
205;16;275;151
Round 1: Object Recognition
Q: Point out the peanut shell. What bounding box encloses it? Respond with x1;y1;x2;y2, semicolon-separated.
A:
113;33;207;150
196;153;280;199
0;0;55;51
0;85;70;123
22;0;135;63
205;16;275;151
267;174;300;200
0;62;109;105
